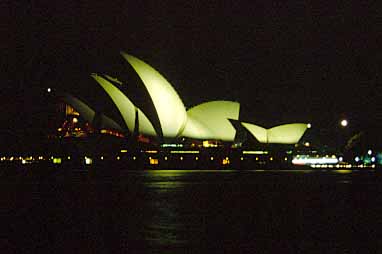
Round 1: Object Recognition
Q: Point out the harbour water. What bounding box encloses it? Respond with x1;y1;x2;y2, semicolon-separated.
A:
1;168;382;253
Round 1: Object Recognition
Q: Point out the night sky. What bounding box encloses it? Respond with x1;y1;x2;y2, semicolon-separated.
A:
2;1;382;135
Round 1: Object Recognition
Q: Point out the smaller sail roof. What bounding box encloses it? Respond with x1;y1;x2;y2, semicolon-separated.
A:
184;101;240;141
242;122;308;144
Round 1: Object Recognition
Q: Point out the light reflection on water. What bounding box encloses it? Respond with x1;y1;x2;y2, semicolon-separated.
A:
2;168;382;252
132;169;380;251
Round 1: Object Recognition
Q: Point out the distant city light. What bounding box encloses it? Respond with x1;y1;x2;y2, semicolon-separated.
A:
242;150;268;155
368;150;372;155
170;150;199;154
340;119;348;127
371;157;376;162
72;117;78;123
307;123;312;128
47;87;52;93
292;157;338;165
84;157;93;165
355;156;360;162
53;157;62;164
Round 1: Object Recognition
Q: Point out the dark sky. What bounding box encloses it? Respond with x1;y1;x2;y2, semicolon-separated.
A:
2;1;382;132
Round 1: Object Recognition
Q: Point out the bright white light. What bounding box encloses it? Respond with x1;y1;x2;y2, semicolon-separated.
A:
292;157;338;165
85;157;93;165
338;156;343;162
368;150;372;155
47;88;52;93
72;117;78;123
371;157;376;162
307;123;312;128
355;156;360;162
340;119;348;127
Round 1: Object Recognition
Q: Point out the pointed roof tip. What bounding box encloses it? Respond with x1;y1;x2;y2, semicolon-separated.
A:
120;51;133;59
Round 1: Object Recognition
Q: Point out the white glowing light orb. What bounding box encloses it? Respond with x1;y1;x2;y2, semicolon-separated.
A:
340;119;348;127
307;123;312;128
72;117;78;123
85;157;93;165
47;88;52;93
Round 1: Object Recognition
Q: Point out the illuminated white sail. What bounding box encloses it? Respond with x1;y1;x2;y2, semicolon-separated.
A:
184;101;240;141
121;52;187;138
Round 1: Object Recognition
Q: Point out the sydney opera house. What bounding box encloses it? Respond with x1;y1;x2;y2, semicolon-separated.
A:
58;52;309;146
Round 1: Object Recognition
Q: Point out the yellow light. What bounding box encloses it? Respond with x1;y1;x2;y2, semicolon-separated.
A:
67;156;71;160
117;156;120;160
72;117;78;123
210;157;214;161
336;170;351;174
100;156;104;160
256;157;259;161
164;156;168;160
145;150;158;154
149;158;159;165
133;156;136;160
120;149;128;153
222;158;230;165
307;123;312;128
243;151;268;155
284;157;288;161
53;158;62;164
180;156;183;161
195;157;199;161
270;157;273;161
240;157;244;161
22;159;27;164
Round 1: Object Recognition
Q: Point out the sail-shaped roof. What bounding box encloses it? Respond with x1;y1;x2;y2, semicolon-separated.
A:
121;52;187;138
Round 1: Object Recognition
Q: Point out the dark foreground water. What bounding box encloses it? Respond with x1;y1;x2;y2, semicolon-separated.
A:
2;168;382;253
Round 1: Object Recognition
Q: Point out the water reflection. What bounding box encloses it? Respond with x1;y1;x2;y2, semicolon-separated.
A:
2;168;382;252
